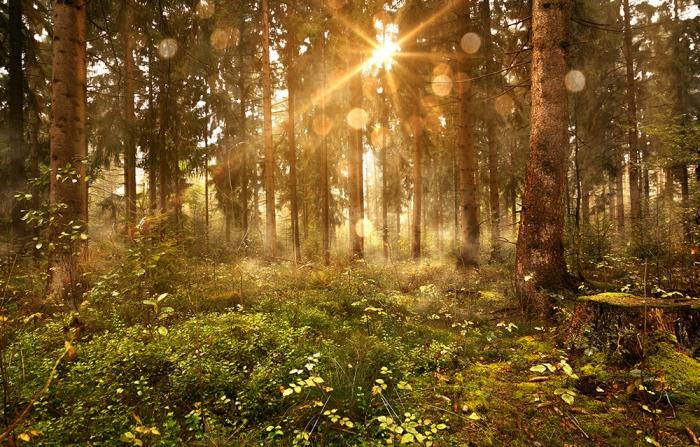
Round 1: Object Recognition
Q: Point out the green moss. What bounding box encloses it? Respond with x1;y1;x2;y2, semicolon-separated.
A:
644;343;700;406
479;291;505;302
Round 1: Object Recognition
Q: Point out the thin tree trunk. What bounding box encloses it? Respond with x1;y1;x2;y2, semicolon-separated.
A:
7;0;25;232
348;62;364;259
123;1;137;232
515;0;573;315
262;0;276;257
147;42;158;214
287;24;301;263
456;15;480;268
411;112;422;260
320;28;330;265
238;34;249;241
615;147;625;235
481;0;501;261
48;0;88;301
623;0;641;222
380;70;390;262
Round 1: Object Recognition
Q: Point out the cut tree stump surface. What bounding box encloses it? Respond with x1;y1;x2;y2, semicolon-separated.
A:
580;292;700;310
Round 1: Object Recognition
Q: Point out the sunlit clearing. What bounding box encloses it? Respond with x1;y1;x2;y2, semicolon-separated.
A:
347;108;369;130
312;113;333;136
210;27;239;51
495;95;515;116
370;126;390;148
460;32;481;54
158;38;178;59
431;74;453;97
355;218;373;238
565;70;586;92
195;0;214;19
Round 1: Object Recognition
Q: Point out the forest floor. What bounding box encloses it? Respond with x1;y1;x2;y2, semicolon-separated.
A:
2;250;700;446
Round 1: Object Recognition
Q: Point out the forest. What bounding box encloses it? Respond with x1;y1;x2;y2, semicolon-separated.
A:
0;0;699;444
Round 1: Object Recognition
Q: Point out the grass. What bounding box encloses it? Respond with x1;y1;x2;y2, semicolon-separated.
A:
1;258;698;446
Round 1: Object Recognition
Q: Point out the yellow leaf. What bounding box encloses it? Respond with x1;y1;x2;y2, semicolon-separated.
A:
18;433;31;442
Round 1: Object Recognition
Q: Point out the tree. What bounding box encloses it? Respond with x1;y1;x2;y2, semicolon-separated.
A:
622;0;642;223
285;7;301;263
48;0;88;301
262;0;276;257
123;0;137;232
5;0;25;234
515;0;573;315
456;3;480;268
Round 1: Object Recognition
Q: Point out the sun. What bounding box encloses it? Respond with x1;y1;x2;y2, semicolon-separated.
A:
370;40;400;71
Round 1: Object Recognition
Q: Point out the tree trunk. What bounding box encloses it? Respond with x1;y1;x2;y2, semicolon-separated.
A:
456;31;480;268
147;42;158;214
48;0;88;302
262;0;277;257
615;147;625;235
7;0;25;232
348;62;364;259
320;29;330;265
287;26;301;263
515;0;573;315
238;34;249;242
481;0;501;261
123;1;137;232
411;113;422;260
380;71;390;262
623;0;641;222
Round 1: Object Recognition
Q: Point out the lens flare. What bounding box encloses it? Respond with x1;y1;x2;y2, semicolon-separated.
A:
370;126;390;148
158;38;178;59
460;32;481;54
495;95;515;116
347;108;369;130
565;70;586;92
431;74;453;97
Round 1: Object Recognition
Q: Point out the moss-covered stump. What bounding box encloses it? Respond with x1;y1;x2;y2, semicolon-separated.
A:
568;293;700;359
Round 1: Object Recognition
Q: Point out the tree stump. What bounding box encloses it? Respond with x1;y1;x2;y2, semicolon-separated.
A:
567;293;700;359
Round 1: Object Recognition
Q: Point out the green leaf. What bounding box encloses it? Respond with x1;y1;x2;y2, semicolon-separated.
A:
157;326;168;336
530;364;547;373
561;393;574;405
400;433;415;444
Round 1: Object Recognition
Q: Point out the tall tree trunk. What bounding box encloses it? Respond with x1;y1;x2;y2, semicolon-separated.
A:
622;0;641;222
481;0;501;261
615;147;625;235
411;112;422;260
287;25;301;263
515;0;573;315
456;21;480;268
123;1;137;232
381;71;390;262
238;34;249;242
7;0;25;232
348;63;364;259
158;62;171;214
147;42;158;214
48;0;88;301
261;0;277;257
320;34;330;266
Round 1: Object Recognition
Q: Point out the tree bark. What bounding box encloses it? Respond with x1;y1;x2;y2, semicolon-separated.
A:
48;0;88;302
380;70;390;262
622;0;641;222
411;112;423;260
456;40;480;267
262;0;277;257
348;62;365;259
515;0;573;315
7;0;25;232
481;0;501;261
238;31;249;242
123;1;137;232
287;23;301;263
